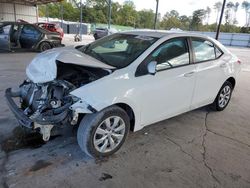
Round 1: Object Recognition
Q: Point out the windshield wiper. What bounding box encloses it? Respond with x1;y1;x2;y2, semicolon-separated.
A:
83;44;91;53
90;50;109;64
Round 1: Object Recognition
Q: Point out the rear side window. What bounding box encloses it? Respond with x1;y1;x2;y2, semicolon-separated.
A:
192;38;222;62
21;25;40;35
215;47;222;58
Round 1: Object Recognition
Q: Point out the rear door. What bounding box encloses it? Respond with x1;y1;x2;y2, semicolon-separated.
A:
19;24;42;49
0;24;11;51
190;37;226;109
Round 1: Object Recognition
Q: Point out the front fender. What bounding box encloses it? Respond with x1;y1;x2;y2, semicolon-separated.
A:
69;73;142;131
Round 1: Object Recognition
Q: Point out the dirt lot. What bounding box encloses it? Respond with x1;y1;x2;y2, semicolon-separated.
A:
0;46;250;188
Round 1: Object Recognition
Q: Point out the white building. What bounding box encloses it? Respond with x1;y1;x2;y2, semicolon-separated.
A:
0;0;62;23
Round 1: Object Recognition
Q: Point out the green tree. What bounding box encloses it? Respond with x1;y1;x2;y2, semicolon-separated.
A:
137;9;155;28
242;1;250;26
214;2;222;24
190;9;206;30
225;2;234;24
179;15;191;30
37;0;244;33
39;1;80;21
160;10;182;30
118;1;137;26
233;2;240;24
206;6;211;24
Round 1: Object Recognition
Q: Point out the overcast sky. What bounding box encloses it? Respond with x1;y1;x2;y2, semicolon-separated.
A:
114;0;246;26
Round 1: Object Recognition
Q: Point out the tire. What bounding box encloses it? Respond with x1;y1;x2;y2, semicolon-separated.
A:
77;106;130;158
39;42;51;52
93;33;98;40
212;81;233;111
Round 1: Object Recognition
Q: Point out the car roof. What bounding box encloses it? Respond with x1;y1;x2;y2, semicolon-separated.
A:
121;29;210;39
0;21;59;34
0;21;32;25
37;22;57;25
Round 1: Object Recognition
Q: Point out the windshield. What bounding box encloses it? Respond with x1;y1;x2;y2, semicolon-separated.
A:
78;33;158;68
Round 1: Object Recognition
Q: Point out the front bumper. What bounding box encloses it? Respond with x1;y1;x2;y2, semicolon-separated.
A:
5;88;33;128
5;88;70;129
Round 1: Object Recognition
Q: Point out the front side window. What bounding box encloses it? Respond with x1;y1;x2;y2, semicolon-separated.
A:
78;33;158;68
192;38;222;62
149;38;190;71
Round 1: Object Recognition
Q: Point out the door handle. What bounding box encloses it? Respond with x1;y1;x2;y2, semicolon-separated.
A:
220;63;227;68
184;71;195;77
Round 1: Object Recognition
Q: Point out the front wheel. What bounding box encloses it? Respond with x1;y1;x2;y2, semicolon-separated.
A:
77;106;130;158
213;81;233;111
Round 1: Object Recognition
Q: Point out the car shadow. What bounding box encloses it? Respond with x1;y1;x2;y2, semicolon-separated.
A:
1;106;210;161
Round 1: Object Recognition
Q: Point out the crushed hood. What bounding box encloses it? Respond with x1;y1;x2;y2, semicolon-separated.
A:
26;47;114;83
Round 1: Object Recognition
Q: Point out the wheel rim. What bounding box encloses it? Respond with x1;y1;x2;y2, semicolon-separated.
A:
42;44;50;51
93;116;126;153
218;85;231;108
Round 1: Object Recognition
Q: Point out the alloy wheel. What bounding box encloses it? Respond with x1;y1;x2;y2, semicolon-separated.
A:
218;85;231;108
93;116;126;153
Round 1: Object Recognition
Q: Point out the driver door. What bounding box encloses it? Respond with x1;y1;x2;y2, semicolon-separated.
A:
134;37;197;126
0;24;11;51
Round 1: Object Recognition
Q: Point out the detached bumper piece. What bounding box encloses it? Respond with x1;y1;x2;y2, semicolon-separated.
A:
52;41;65;48
5;88;33;128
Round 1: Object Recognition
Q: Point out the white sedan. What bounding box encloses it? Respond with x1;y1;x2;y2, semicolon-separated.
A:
5;30;241;158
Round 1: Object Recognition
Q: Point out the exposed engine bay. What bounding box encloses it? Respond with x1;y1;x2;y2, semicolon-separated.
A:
15;62;111;141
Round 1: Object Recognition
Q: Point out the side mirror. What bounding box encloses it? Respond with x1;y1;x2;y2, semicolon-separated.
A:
147;61;157;75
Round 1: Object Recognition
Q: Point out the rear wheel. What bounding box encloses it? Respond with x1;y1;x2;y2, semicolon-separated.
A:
39;42;51;52
77;106;130;158
212;81;233;111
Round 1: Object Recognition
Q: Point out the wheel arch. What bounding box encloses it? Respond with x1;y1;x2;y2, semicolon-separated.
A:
114;103;135;132
226;77;236;89
211;76;236;106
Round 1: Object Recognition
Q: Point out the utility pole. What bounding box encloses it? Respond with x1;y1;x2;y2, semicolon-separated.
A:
45;4;49;22
108;0;112;29
215;0;226;40
60;3;64;28
80;0;83;41
154;0;159;29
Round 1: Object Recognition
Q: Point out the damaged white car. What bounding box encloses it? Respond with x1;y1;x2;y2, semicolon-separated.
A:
5;30;241;158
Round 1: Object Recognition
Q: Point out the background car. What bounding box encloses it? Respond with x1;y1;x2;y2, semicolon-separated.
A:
0;21;63;52
93;27;117;40
36;22;64;39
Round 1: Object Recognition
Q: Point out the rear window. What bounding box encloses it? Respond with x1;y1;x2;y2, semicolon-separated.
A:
48;24;55;29
54;24;60;29
191;38;223;62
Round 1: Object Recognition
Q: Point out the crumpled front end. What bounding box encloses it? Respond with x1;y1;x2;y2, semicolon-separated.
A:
6;47;113;141
5;80;78;141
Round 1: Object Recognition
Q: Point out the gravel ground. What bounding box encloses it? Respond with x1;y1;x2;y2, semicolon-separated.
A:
0;42;249;188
